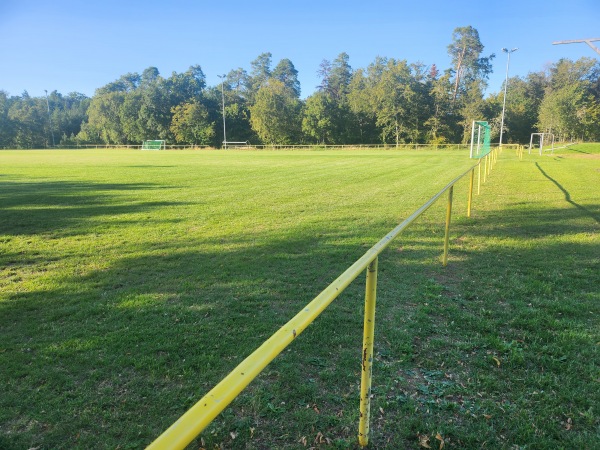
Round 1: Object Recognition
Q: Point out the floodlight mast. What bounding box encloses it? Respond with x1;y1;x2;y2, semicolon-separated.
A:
217;74;227;150
499;48;518;147
553;38;600;56
44;90;56;148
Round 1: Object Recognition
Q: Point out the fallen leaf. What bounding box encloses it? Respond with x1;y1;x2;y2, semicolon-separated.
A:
492;356;501;367
298;435;307;446
436;432;445;449
315;431;325;444
249;427;255;438
230;431;237;440
379;407;384;415
418;434;431;448
484;414;492;420
312;404;320;414
566;417;572;430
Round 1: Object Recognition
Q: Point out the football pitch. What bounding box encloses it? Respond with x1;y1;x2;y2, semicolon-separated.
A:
1;147;598;449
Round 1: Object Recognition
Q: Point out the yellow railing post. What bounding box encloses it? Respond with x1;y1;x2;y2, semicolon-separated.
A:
467;168;474;218
358;257;378;447
477;160;481;195
483;155;488;183
442;186;454;266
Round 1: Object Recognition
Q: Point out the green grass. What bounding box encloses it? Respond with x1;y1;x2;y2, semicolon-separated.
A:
0;146;598;449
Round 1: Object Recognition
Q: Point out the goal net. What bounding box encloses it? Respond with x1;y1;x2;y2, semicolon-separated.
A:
142;140;166;150
469;121;491;159
529;133;554;155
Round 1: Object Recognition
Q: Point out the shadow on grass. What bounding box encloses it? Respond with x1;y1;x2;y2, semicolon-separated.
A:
0;224;382;448
534;162;600;224
1;183;598;449
0;179;187;236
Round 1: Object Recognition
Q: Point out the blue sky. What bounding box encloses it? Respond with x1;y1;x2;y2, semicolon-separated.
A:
1;0;599;99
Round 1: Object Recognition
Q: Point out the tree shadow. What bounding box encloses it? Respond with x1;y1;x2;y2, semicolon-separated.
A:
0;179;188;236
0;225;378;447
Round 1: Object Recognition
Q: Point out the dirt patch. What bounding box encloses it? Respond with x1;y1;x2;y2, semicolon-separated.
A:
563;153;600;159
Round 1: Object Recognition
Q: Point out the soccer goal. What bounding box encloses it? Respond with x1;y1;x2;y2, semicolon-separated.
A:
142;140;166;150
469;120;491;159
529;133;554;155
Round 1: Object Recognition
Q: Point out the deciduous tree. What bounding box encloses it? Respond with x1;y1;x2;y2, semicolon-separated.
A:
249;80;301;145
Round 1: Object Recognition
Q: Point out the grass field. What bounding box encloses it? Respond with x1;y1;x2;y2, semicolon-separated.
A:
1;146;598;449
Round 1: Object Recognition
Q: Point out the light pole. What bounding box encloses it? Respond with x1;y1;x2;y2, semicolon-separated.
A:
553;38;600;56
44;90;56;148
217;74;227;150
499;48;518;146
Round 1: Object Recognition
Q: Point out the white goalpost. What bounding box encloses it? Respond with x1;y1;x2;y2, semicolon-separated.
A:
469;120;491;159
529;133;554;155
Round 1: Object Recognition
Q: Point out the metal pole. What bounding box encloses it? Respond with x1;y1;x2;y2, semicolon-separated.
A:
218;75;227;149
467;168;474;217
358;257;378;447
529;134;534;154
499;48;517;147
443;186;454;267
552;38;600;56
44;90;56;148
470;120;476;158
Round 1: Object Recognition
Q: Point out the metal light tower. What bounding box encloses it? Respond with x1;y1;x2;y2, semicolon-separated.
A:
44;90;56;147
552;38;600;56
217;74;227;150
499;48;518;147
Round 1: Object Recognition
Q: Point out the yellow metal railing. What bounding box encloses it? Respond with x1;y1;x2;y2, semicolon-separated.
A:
147;153;499;449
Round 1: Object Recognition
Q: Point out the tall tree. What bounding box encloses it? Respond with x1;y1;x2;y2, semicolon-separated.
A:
328;52;353;101
8;91;49;148
82;91;127;144
447;26;494;102
141;67;160;87
358;58;421;146
302;91;334;144
249;80;301;145
424;66;455;143
248;52;273;101
538;83;586;140
536;58;600;141
272;58;301;98
0;91;15;147
347;68;379;143
170;100;214;145
309;52;357;144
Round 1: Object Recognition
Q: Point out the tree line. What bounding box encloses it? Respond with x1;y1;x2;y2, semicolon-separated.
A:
2;26;599;149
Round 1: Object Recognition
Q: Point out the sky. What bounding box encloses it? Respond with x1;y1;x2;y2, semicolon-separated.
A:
1;0;599;99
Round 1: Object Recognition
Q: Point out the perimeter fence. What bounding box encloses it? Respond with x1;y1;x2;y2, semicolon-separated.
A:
146;148;502;449
3;143;515;151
